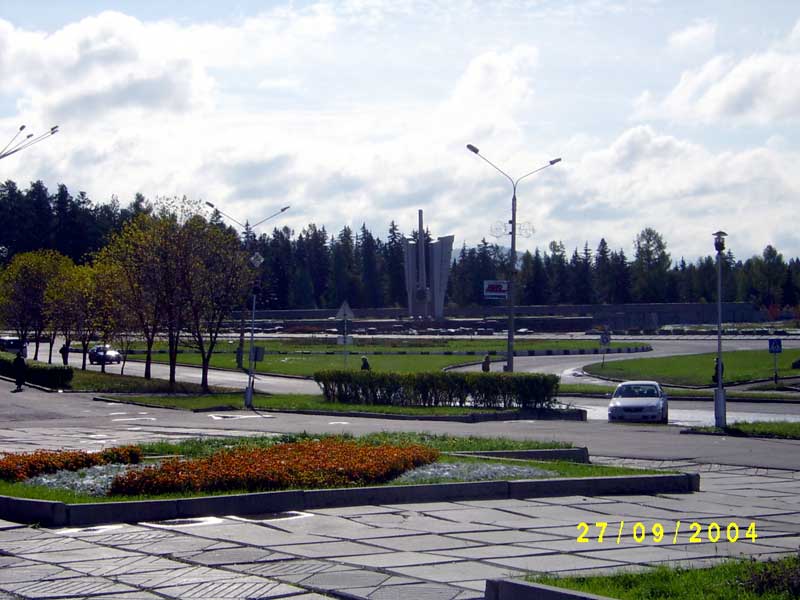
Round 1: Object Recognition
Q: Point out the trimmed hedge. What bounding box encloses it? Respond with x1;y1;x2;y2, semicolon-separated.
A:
0;351;74;389
313;370;559;410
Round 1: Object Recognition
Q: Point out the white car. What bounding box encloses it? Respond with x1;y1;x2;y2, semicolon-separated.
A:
608;380;669;424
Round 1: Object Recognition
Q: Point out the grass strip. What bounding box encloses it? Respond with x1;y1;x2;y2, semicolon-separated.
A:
686;420;800;439
529;554;800;600
583;349;800;386
131;339;642;376
68;370;236;394
133;432;572;459
109;392;528;416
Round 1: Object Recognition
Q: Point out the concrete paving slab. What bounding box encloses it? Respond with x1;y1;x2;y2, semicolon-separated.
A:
0;563;80;584
432;544;552;560
175;545;295;566
224;557;349;579
447;529;568;545
18;545;141;564
63;555;188;576
299;569;392;590
365;533;483;552
0;576;139;599
390;560;524;584
487;552;628;573
178;522;333;546
271;539;392;558
339;550;459;568
157;577;305;599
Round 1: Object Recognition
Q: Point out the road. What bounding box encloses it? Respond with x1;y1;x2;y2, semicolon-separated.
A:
24;337;800;428
2;380;799;469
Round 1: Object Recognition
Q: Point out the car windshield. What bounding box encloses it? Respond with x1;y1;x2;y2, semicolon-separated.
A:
614;385;659;398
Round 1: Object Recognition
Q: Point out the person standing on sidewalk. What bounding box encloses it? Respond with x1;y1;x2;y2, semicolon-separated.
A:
481;354;491;372
13;351;26;391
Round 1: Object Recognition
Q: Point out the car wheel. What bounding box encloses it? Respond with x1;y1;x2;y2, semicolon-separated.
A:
661;408;669;424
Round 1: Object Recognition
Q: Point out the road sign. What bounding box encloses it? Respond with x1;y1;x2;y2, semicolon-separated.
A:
249;346;264;362
483;280;509;300
768;339;782;354
336;300;355;321
600;331;611;346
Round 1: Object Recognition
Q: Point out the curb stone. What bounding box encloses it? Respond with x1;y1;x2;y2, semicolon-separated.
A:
486;579;615;600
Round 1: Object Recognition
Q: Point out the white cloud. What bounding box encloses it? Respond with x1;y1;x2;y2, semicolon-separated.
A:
668;20;717;55
638;20;800;124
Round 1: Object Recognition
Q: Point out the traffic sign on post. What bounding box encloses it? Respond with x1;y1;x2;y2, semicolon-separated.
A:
600;331;611;346
336;300;355;321
769;338;782;383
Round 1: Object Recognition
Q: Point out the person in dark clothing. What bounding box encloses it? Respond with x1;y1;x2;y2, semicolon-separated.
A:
481;354;491;372
13;352;26;391
361;356;371;371
59;344;69;366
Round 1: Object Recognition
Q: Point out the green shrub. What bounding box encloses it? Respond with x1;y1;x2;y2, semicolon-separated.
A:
0;351;73;389
313;370;559;410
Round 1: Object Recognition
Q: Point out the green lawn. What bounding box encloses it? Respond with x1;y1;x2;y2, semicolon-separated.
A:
69;370;235;394
129;338;642;376
583;349;800;386
530;555;800;600
109;392;521;416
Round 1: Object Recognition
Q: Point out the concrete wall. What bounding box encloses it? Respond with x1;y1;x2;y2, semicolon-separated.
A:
240;302;758;328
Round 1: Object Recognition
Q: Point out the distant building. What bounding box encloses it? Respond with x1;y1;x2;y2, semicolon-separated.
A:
402;209;453;319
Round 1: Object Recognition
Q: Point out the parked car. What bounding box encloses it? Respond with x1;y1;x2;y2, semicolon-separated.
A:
607;380;668;424
88;345;122;365
0;336;27;357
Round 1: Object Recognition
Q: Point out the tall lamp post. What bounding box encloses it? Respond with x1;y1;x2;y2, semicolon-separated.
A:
1;124;59;161
205;201;290;408
467;144;561;372
713;231;727;428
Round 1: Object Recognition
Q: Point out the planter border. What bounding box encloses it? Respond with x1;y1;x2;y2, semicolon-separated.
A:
486;578;615;600
0;472;699;527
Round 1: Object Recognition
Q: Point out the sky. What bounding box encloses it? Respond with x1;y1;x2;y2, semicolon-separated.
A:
1;0;799;264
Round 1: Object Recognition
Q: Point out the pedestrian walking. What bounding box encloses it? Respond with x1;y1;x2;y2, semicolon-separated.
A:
13;351;26;392
59;344;69;366
361;356;371;371
481;354;491;372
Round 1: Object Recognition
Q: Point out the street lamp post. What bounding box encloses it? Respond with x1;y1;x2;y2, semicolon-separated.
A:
205;201;290;408
713;231;727;428
467;144;561;372
1;124;59;161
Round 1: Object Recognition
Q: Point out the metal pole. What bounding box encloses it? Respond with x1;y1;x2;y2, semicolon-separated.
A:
507;188;517;373
714;247;726;427
245;292;256;409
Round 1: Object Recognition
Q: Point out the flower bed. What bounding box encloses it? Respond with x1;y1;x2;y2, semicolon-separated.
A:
109;439;439;496
0;446;141;482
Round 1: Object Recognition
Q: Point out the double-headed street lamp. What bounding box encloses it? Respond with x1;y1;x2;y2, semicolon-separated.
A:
205;201;290;408
713;230;728;428
467;144;561;372
1;124;59;160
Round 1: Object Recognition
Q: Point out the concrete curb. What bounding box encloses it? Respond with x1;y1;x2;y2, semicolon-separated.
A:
486;579;615;600
0;473;699;527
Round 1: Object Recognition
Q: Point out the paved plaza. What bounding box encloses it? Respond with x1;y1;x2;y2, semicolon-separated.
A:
2;459;800;599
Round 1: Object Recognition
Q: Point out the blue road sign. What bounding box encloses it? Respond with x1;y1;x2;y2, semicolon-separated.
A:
768;339;782;354
600;332;611;346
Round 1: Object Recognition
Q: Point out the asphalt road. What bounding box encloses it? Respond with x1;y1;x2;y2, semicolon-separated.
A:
22;337;800;428
2;380;799;469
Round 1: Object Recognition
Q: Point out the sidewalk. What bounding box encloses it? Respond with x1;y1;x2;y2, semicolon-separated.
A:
1;459;798;599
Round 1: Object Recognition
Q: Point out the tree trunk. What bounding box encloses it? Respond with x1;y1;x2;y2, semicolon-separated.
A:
81;342;88;370
144;337;154;379
201;354;210;393
34;338;40;361
47;333;55;364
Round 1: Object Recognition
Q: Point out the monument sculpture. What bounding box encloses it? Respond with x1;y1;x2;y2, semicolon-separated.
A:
402;210;454;319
